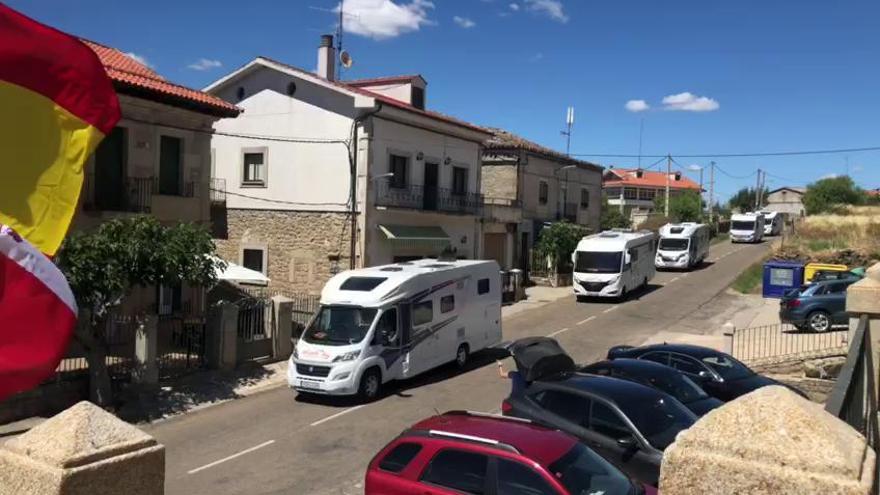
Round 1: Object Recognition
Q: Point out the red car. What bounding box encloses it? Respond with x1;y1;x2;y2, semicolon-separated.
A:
366;410;656;495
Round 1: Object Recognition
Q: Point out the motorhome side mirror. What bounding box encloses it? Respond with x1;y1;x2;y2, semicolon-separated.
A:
617;436;638;450
571;252;576;264
624;253;632;265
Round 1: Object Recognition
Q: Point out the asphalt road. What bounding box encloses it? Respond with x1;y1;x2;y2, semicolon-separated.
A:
147;240;769;495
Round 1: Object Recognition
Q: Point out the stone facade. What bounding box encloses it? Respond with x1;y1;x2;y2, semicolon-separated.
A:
481;163;518;200
215;208;351;295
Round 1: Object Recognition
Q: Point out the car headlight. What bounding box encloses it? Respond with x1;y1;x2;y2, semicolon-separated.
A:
677;253;687;261
608;275;620;285
292;346;299;360
332;350;361;363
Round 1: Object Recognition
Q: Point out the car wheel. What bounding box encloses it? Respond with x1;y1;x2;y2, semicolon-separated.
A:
455;344;469;368
357;368;382;402
619;286;628;302
807;311;831;333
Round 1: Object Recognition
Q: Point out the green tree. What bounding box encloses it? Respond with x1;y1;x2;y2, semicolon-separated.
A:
653;191;703;222
803;175;864;215
55;216;224;406
599;195;631;230
727;187;763;213
535;221;589;272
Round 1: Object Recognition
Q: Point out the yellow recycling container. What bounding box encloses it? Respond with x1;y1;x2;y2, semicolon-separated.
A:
804;263;848;283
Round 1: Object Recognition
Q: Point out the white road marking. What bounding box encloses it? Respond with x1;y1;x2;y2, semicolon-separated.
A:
310;405;367;427
577;316;596;325
602;306;618;314
547;327;570;337
681;273;689;278
188;440;276;475
669;276;681;283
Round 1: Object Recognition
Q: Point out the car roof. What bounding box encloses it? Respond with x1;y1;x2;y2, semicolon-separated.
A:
625;343;721;359
589;358;679;377
549;373;668;409
410;412;575;467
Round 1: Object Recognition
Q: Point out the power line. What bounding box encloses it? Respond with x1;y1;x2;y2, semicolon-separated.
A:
715;164;757;180
571;144;880;159
213;188;349;208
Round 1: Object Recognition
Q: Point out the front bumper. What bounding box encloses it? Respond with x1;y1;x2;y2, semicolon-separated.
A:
573;279;622;297
731;234;756;243
655;256;689;268
287;358;360;395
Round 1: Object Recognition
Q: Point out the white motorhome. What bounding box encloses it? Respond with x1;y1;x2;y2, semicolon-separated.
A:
288;259;502;400
572;230;656;300
730;212;765;243
760;211;783;236
655;223;711;270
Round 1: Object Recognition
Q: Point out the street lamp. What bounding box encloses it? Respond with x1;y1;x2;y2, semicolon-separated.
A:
688;164;704;215
370;172;394;181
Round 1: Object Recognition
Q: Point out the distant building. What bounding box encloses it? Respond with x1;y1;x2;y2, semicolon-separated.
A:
764;187;806;217
481;128;602;270
602;168;701;220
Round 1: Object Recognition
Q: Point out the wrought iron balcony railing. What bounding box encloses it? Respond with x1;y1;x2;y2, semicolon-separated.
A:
374;181;483;215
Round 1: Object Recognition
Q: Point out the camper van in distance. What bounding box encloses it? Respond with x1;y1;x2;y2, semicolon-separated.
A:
572;230;656;301
655;223;711;270
760;211;784;236
730;212;765;243
288;259;502;401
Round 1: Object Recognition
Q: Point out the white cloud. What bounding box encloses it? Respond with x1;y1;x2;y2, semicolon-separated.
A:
509;3;520;10
821;173;840;180
529;52;544;62
661;92;719;112
453;16;476;28
338;0;434;40
187;58;222;71
124;51;153;68
524;0;568;23
625;99;650;112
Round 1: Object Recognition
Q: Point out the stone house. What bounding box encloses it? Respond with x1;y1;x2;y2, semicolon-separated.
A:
764;186;806;217
603;167;702;222
76;40;241;315
481;128;603;271
205;35;492;295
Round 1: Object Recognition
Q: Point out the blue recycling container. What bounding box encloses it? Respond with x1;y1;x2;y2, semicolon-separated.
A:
762;260;805;298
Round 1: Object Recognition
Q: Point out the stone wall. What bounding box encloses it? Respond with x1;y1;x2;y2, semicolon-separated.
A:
481;163;518;200
215;208;351;295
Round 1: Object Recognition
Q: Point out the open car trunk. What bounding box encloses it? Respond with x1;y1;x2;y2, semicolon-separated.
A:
508;337;575;382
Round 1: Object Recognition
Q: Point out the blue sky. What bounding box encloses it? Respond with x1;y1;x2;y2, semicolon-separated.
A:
10;0;879;200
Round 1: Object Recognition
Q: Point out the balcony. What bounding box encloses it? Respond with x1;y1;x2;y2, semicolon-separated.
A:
374;180;483;216
82;174;202;222
483;197;523;224
210;178;226;204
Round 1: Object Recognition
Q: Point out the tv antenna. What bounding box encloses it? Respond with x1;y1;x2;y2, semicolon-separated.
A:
335;0;360;78
561;106;574;157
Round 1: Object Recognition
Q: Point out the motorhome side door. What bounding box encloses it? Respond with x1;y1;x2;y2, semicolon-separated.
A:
401;299;440;378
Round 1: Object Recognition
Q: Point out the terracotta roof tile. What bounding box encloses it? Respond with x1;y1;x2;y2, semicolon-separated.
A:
603;168;701;190
483;127;602;171
83;40;240;118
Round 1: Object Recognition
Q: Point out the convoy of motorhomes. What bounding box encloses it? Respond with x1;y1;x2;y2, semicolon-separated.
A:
655;222;711;270
288;259;502;400
572;230;657;300
760;210;783;236
729;212;765;243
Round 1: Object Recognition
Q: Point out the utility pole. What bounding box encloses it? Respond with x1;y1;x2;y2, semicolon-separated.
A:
562;106;574;157
708;161;716;223
664;154;671;217
336;0;345;79
754;168;762;210
698;166;704;215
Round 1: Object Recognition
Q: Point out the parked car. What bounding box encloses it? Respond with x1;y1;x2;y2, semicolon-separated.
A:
780;277;861;333
810;269;861;284
580;359;724;416
607;343;806;401
503;372;696;486
365;410;654;495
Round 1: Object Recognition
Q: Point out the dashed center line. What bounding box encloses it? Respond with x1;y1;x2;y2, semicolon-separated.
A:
546;327;570;337
310;405;366;427
188;440;276;475
577;316;596;325
669;276;681;283
602;306;618;314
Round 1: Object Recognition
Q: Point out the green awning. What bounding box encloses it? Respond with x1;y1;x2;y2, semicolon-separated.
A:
378;224;450;242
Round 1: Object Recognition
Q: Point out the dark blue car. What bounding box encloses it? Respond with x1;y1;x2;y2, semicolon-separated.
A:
581;358;723;416
779;277;860;332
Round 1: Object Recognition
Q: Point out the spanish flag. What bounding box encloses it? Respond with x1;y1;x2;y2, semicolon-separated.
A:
0;4;121;256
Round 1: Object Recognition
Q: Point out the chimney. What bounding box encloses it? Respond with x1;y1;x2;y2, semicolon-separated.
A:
317;34;336;81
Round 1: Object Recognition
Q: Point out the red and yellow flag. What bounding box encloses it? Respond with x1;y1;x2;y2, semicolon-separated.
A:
0;4;121;255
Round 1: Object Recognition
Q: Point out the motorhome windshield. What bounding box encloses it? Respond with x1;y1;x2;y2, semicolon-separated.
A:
659;238;689;251
302;305;378;346
575;251;623;274
731;220;756;231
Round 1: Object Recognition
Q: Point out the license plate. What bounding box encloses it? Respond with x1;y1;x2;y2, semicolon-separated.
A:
298;379;322;390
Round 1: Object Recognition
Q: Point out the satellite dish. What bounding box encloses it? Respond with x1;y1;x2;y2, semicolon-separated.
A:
339;50;353;69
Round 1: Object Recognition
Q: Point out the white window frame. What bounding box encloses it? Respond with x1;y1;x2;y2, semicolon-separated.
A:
241;147;268;187
240;244;268;275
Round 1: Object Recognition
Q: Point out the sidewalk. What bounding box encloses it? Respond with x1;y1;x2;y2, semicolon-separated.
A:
502;285;572;319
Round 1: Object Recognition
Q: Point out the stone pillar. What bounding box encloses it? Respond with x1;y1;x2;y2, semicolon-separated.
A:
659;386;875;494
272;295;293;360
132;315;158;385
847;262;880;395
0;401;164;495
206;303;238;370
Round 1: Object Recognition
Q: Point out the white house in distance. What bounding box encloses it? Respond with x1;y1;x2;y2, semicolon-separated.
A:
603;167;702;221
764;186;806;217
206;35;491;295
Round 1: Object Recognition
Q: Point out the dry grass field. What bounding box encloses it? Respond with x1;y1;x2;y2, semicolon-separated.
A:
776;206;880;266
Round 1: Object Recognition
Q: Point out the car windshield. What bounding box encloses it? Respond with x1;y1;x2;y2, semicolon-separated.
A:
575;251;622;274
646;372;708;403
731;221;755;231
701;354;753;381
621;397;695;451
549;443;637;495
302;305;377;346
659;238;689;251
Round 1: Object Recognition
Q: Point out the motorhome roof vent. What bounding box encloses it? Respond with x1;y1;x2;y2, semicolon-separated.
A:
599;232;619;238
425;263;453;269
670;227;685;234
380;267;404;272
340;276;387;291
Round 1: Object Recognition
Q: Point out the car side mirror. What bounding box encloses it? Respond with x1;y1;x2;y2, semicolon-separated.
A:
698;370;721;383
571;252;576;264
617;436;638;450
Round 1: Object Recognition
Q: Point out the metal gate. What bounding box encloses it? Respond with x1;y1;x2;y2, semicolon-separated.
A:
157;315;207;379
237;297;274;362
